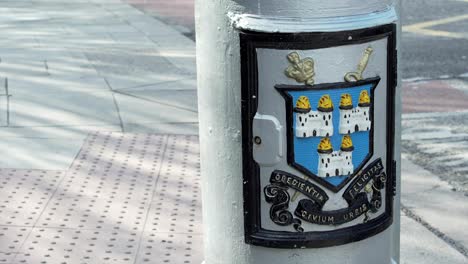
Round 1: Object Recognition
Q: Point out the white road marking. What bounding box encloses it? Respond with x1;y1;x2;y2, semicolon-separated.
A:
403;14;468;39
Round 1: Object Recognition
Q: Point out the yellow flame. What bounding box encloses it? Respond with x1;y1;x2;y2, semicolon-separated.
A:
295;96;311;110
341;135;353;149
340;93;353;107
318;94;333;109
318;137;333;152
359;90;371;105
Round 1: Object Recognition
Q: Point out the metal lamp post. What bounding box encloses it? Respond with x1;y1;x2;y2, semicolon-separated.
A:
196;0;401;263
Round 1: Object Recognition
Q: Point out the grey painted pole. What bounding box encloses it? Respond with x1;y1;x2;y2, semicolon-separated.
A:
196;1;401;263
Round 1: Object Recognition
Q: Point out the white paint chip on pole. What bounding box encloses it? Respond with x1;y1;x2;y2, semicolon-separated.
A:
196;0;401;263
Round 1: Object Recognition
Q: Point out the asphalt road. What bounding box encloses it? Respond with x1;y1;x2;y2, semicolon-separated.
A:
401;0;468;79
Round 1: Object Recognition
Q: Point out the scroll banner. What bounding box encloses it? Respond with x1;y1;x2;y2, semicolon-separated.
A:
293;158;386;225
295;193;370;225
266;158;386;227
270;170;329;207
343;158;384;203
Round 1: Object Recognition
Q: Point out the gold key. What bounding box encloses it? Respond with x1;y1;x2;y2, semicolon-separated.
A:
345;46;373;82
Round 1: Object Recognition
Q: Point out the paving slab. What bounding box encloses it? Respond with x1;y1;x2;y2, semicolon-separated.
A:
134;233;203;264
86;50;190;90
130;19;188;38
36;133;166;231
150;34;196;75
0;169;65;226
0;132;203;264
45;61;100;78
0;0;199;171
0;125;121;139
123;0;195;34
0;38;39;49
84;47;171;76
401;156;468;253
0;95;8;127
117;89;197;112
400;214;467;264
0;226;31;263
115;77;197;92
8;76;109;95
108;32;155;45
9;90;119;127
0;48;71;62
114;92;197;126
123;122;199;135
40;35;115;49
14;227;140;264
0;137;85;170
0;60;49;78
71;24;137;35
134;134;203;264
402;112;468;194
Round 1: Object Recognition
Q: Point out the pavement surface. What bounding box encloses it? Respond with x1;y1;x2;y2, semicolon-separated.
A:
0;0;197;170
0;133;203;264
0;0;466;263
124;0;195;39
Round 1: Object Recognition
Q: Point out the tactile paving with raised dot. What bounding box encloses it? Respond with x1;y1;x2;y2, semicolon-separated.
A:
3;133;204;263
135;135;203;263
0;169;65;226
135;233;203;264
144;135;202;234
14;228;140;264
35;133;167;231
0;226;31;263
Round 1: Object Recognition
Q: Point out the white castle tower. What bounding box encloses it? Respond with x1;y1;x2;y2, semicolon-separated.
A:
339;90;372;135
317;135;354;178
294;95;334;138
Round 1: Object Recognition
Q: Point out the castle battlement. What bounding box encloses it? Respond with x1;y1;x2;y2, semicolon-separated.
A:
295;95;334;138
294;91;372;138
339;91;371;135
317;136;354;178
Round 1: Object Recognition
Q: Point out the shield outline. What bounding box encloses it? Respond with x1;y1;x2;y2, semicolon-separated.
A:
276;77;381;193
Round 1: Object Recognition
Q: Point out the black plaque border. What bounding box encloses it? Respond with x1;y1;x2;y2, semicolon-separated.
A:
241;24;397;248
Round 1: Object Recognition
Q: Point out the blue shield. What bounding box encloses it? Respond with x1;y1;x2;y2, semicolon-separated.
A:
277;77;380;192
